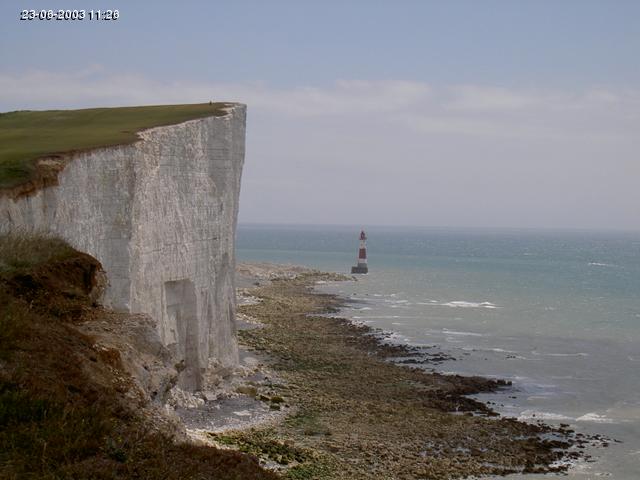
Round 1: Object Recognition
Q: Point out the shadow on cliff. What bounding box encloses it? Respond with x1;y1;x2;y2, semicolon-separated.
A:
0;232;278;480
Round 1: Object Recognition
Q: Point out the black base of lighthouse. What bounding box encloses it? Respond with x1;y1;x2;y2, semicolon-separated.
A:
351;265;368;274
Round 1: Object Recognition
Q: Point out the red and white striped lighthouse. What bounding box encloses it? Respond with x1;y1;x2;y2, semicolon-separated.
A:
351;230;368;274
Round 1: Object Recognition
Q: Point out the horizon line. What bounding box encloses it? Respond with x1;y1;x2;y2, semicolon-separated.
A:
237;222;640;234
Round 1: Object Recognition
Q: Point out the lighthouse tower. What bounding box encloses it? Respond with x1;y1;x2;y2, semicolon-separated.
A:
351;230;369;274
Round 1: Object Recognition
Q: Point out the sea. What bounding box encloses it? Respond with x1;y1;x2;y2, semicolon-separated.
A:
237;224;640;479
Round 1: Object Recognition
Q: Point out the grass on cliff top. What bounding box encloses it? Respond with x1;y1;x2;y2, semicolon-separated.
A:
0;102;232;189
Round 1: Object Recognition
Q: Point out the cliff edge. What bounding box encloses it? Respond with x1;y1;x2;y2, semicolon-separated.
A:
0;104;246;391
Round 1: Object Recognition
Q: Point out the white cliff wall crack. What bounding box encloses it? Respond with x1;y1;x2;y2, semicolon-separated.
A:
0;104;246;391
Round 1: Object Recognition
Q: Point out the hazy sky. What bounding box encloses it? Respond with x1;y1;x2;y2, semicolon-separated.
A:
1;1;639;230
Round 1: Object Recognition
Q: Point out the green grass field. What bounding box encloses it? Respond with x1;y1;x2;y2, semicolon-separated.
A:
0;103;231;189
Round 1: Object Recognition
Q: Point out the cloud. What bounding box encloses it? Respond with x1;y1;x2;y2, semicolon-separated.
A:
446;85;539;111
0;70;431;117
1;67;638;228
1;68;636;143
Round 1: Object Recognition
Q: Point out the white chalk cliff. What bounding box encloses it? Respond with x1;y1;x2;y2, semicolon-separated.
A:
0;104;246;391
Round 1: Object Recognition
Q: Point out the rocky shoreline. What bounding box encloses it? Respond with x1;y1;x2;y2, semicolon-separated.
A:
194;263;588;479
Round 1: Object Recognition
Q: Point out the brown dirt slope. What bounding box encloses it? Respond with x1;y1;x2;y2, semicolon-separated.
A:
0;233;278;480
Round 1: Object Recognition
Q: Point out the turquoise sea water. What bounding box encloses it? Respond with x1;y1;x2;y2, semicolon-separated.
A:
237;224;640;478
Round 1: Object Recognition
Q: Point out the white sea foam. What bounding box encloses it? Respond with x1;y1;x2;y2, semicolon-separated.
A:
442;328;484;337
445;337;464;343
459;346;523;357
421;300;500;309
382;332;412;343
532;351;589;357
527;395;555;401
576;413;617;424
490;347;517;353
518;410;573;422
445;301;498;309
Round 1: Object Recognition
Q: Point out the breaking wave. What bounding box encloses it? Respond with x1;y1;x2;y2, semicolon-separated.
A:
532;351;589;357
518;410;573;422
441;328;484;337
576;413;617;424
418;300;499;309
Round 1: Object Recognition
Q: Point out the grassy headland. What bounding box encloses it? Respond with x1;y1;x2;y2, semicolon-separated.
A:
0;103;231;190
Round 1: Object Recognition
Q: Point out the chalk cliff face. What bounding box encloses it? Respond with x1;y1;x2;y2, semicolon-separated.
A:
0;105;246;391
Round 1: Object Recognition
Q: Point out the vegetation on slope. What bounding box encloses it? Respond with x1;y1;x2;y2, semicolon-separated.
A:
0;232;277;480
0;103;231;190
